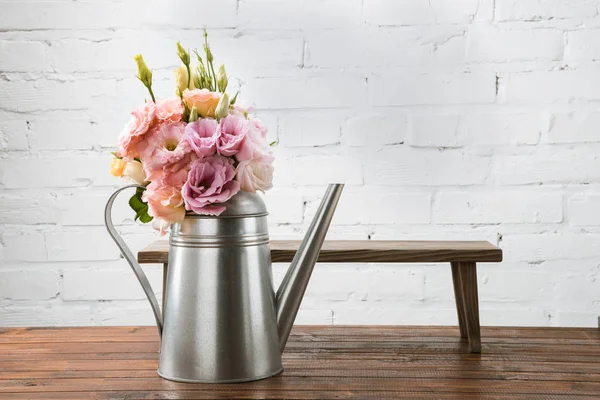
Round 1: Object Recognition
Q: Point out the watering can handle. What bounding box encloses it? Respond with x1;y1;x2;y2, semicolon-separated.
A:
104;184;163;337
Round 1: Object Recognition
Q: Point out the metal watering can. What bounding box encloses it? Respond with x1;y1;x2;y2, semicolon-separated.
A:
104;184;344;383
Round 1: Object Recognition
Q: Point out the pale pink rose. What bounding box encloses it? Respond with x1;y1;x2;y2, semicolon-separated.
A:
142;180;186;235
236;159;274;194
183;118;219;158
236;123;274;163
138;121;187;182
162;151;196;189
250;116;268;139
182;89;221;118
156;97;184;123
216;114;249;157
118;101;157;161
182;155;240;216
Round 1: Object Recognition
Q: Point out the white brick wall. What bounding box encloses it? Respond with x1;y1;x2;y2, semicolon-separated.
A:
1;0;599;328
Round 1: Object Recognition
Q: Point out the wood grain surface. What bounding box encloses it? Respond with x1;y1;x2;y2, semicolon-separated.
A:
138;240;503;264
1;325;599;399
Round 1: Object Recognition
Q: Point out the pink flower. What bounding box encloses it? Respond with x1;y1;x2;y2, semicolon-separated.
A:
182;155;240;216
250;116;268;139
138;121;187;182
182;89;221;118
142;180;186;235
236;159;274;194
183;118;219;158
118;101;156;161
156;97;184;123
236;123;274;163
216;114;248;157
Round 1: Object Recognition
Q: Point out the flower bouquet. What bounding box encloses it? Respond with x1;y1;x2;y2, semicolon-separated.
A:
110;31;274;234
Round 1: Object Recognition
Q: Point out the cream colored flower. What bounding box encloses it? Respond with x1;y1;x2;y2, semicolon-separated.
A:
122;160;147;185
174;65;194;96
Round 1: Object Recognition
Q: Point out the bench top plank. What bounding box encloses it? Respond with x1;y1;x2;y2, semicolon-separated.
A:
138;240;502;264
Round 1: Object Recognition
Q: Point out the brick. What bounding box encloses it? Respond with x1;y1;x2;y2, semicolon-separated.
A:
28;119;95;150
467;27;563;62
238;0;362;30
460;114;541;146
2;233;47;262
555;272;600;311
364;0;480;26
547;112;600;144
278;112;342;147
343;115;406;147
0;40;48;72
0;79;117;113
501;233;600;262
568;193;600;226
0;1;237;30
92;303;158;326
407;114;460;148
45;228;120;262
478;269;554;303
335;193;431;225
0;196;57;225
306;27;466;68
293;309;334;325
496;0;598;21
0;269;60;300
556;312;600;328
244;76;367;109
57;190;132;226
504;71;600;103
370;73;496;106
434;190;563;224
273;155;363;186
62;264;162;301
263;189;304;225
0;120;28;151
0;156;115;189
493;148;600;185
566;29;600;61
364;147;490;186
0;304;94;327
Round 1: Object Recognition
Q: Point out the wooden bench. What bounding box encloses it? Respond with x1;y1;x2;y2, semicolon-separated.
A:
138;240;503;353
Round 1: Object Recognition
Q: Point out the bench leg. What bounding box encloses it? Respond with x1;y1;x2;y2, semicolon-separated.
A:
451;262;468;339
458;262;481;353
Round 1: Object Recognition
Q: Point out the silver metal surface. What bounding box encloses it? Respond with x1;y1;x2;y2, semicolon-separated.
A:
276;184;344;351
104;185;163;336
105;184;344;383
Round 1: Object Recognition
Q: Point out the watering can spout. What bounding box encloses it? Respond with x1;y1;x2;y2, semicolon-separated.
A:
275;184;344;352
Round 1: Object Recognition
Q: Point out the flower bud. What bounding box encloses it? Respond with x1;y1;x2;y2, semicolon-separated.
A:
189;106;199;123
133;54;152;88
214;93;230;121
176;42;190;66
217;64;228;93
110;158;126;177
174;65;194;96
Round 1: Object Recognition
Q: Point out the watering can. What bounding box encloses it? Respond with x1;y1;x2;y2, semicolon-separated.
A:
104;184;344;383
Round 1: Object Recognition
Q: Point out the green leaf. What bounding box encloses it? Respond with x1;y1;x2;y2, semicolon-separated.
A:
269;141;277;147
128;187;153;224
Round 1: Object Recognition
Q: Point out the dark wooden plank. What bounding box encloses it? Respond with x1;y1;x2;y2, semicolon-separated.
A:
1;376;599;395
4;391;597;400
137;240;503;264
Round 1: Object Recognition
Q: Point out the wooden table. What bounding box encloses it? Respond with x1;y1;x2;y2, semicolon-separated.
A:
139;240;502;353
1;325;599;399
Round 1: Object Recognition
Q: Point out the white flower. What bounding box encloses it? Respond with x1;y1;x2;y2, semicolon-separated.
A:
122;160;146;185
236;159;274;194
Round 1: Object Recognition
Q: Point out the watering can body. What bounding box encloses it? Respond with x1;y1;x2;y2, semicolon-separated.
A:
105;185;344;383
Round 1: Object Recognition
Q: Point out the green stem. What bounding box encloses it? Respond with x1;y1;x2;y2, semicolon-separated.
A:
146;84;156;103
209;61;217;92
185;64;191;90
